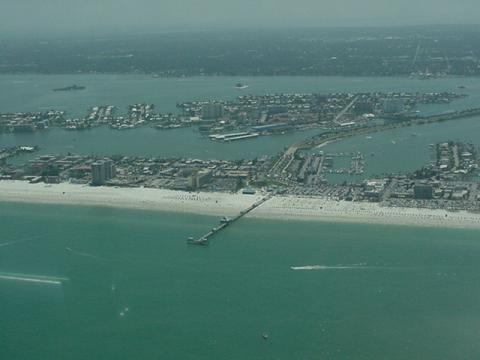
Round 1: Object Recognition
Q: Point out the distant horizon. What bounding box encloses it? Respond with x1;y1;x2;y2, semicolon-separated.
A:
2;23;480;40
1;0;480;37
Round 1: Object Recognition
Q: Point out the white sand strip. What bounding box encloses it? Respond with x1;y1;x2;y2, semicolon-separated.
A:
1;181;480;230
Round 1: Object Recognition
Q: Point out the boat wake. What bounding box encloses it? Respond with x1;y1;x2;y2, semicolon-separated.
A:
0;240;24;248
0;235;44;248
65;247;110;261
290;264;368;271
0;272;69;286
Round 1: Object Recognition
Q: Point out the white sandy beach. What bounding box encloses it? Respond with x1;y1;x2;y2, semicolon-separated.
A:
1;180;480;230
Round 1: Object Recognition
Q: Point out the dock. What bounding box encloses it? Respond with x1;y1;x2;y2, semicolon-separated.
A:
209;132;260;142
187;193;273;246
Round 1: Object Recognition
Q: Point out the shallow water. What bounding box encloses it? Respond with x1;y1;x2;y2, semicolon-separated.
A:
1;201;480;359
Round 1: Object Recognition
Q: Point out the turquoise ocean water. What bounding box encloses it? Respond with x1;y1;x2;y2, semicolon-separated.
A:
1;201;480;360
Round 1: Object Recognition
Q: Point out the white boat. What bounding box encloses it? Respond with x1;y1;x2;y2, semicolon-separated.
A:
290;265;325;270
235;83;249;90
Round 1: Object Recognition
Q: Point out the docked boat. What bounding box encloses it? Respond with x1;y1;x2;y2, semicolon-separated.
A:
53;84;86;92
235;83;249;90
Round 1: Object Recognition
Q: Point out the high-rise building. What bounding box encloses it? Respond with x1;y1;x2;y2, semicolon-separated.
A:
189;169;213;189
91;159;116;186
201;103;224;119
91;162;105;186
382;98;405;114
195;169;212;188
414;184;433;199
103;159;116;180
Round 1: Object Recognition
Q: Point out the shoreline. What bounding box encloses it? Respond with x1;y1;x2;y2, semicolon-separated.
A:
1;181;480;230
0;73;477;80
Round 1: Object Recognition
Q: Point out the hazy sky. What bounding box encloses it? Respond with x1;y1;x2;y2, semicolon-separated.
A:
1;0;479;34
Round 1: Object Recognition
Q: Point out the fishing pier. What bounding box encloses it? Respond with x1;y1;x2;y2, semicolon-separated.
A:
187;194;273;246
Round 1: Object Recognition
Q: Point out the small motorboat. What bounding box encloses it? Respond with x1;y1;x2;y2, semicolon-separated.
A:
235;83;249;90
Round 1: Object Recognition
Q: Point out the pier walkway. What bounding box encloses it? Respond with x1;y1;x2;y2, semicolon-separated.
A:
187;193;273;246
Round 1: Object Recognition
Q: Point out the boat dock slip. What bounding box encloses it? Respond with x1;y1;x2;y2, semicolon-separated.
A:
209;132;260;142
223;133;259;142
187;194;273;246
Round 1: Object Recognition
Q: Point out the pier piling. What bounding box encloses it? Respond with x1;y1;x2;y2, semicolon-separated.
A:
187;194;273;245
